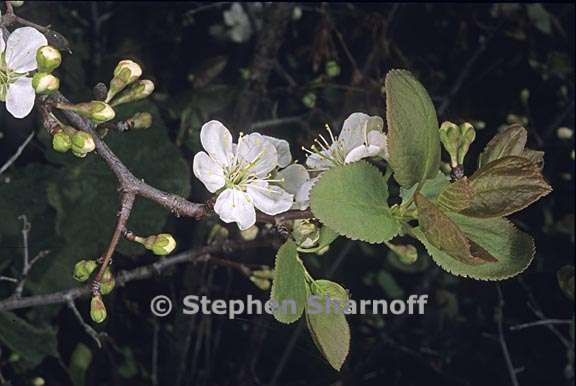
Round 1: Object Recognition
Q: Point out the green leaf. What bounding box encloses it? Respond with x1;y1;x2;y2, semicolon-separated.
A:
437;178;474;212
478;124;527;168
412;214;535;280
305;280;350;371
270;239;307;324
310;162;401;243
462;156;552;218
29;101;191;293
415;193;495;265
400;171;450;204
385;69;441;188
0;311;59;367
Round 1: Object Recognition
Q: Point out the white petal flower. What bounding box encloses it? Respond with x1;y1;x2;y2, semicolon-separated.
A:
192;151;225;193
278;164;309;196
340;112;370;153
214;188;256;230
5;27;47;73
193;120;294;229
263;135;292;168
246;180;293;215
0;30;5;55
293;177;319;210
6;77;35;118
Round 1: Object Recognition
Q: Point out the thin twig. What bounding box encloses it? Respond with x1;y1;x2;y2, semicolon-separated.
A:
510;319;573;331
496;285;520;386
0;132;34;175
66;296;102;348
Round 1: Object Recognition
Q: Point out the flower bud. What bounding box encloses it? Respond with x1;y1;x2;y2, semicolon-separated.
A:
32;72;60;94
71;131;96;155
52;132;72;153
9;1;24;8
325;60;341;78
240;225;259;241
90;295;107;323
36;45;62;73
127;112;153;130
293;220;320;249
302;92;316;108
249;276;271;291
106;60;143;102
439;121;476;167
100;268;115;295
56;101;115;124
110;80;154;107
143;233;176;256
73;259;98;282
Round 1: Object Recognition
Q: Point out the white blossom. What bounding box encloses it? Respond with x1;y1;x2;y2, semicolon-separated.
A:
193;120;293;230
0;27;48;118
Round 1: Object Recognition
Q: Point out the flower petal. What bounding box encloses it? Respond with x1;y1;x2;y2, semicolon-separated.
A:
278;164;310;195
5;27;48;73
200;120;234;167
367;130;389;160
6;77;35;119
339;112;370;153
214;188;256;230
294;176;320;210
344;144;382;164
0;30;5;55
246;180;293;215
237;133;278;177
305;148;334;170
263;135;292;167
193;151;225;193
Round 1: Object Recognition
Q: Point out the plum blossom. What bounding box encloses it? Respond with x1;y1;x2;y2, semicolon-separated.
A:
305;112;388;171
193;120;294;230
0;27;48;118
292;112;389;209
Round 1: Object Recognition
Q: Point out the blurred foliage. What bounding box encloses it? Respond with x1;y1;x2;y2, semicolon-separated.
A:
0;2;574;386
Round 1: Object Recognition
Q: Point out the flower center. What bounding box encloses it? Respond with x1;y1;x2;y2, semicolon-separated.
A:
0;54;27;101
302;124;347;168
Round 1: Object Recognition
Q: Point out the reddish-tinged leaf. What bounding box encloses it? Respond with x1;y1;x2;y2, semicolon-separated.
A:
478;124;527;167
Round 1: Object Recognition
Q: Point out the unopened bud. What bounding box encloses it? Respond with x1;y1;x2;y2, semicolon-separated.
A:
127;112;153;129
106;60;143;102
56;101;115;124
32;72;59;94
240;225;259;241
31;377;45;386
36;45;62;73
439;121;476;167
71;131;96;155
143;233;176;256
293;220;320;249
249;276;271;291
110;80;154;107
52;132;72;153
325;60;341;78
207;224;230;244
73;259;98;282
90;295;107;323
100;268;116;295
302;92;316;108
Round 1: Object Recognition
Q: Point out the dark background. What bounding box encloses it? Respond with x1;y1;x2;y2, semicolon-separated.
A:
0;2;574;386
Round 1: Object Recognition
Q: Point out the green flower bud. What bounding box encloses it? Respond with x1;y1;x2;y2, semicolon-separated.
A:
9;1;24;8
110;80;155;107
143;233;176;256
302;92;316;108
32;72;60;94
251;268;274;280
127;112;153;130
206;224;230;244
72;151;87;158
56;101;116;124
52;132;72;153
90;295;107;324
240;225;259;241
73;259;98;282
249;276;271;291
106;60;143;102
100;268;115;295
31;377;45;386
36;45;62;73
325;60;341;78
71;131;96;155
293;220;320;249
439;121;476;167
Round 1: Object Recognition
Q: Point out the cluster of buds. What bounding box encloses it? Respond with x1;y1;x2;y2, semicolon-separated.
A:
439;121;476;172
249;268;274;290
131;233;177;256
73;259;116;323
106;60;155;107
32;46;62;95
51;125;96;158
73;259;98;282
